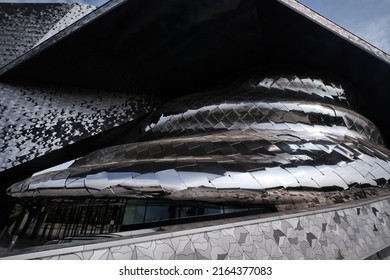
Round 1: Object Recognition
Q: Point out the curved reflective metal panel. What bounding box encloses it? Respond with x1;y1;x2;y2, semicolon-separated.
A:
8;76;390;205
139;76;382;144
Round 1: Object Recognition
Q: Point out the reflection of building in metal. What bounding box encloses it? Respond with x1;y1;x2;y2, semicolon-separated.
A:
7;76;390;240
10;77;390;196
2;0;390;259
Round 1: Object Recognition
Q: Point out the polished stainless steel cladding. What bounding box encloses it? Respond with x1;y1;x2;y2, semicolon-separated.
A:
2;0;390;259
8;76;390;208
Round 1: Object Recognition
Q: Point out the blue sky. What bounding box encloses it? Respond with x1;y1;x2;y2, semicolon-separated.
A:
299;0;390;54
1;0;390;54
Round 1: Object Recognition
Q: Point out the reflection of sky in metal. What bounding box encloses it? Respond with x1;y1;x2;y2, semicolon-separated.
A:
141;76;382;144
8;77;390;202
32;159;75;177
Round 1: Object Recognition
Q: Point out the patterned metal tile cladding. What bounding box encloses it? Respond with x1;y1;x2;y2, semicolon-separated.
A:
7;76;390;204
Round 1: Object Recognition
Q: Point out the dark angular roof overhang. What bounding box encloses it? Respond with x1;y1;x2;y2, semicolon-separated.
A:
0;0;389;145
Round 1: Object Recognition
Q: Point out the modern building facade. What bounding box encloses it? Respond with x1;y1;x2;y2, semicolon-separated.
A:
1;0;390;259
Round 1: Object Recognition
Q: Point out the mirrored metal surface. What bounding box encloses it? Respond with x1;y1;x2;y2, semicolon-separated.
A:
8;77;390;205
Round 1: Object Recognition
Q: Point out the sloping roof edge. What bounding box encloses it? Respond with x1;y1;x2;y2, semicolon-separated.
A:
280;0;390;64
1;0;389;77
0;0;126;75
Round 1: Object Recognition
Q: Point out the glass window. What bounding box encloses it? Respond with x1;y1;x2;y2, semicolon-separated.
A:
144;201;172;222
179;206;197;218
198;203;223;216
223;206;248;214
122;200;146;225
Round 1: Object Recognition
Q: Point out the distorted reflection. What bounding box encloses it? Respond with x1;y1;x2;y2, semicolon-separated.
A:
7;76;390;239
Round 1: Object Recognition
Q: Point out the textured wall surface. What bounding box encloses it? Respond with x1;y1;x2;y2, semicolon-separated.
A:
0;83;156;172
0;3;95;69
366;245;390;260
2;195;389;260
1;1;390;261
0;3;70;68
33;4;96;48
9;77;390;202
0;3;159;174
